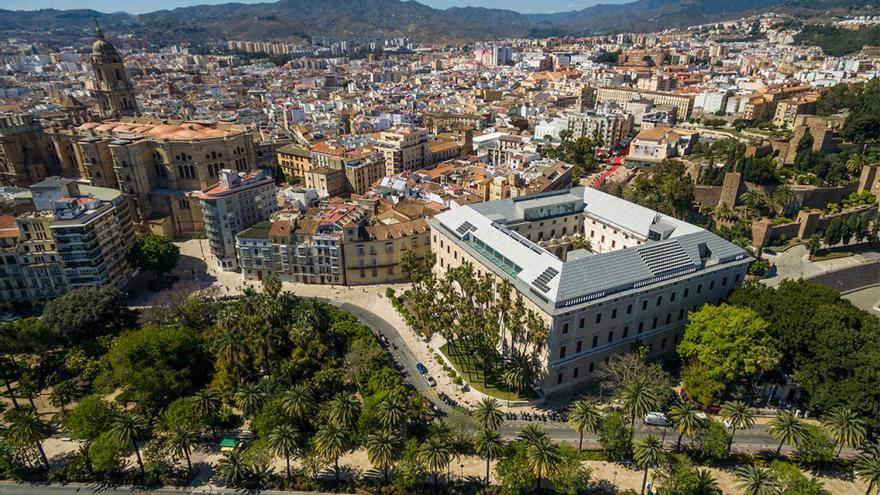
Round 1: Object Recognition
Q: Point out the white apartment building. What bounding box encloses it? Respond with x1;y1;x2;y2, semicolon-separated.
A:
429;187;751;397
198;169;277;271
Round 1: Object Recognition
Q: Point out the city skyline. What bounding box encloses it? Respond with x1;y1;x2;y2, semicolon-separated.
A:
2;0;621;15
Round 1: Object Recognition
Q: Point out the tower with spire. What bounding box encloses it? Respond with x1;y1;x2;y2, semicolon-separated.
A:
89;21;138;118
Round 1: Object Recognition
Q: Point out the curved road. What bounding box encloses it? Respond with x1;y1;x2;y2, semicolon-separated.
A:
324;299;823;455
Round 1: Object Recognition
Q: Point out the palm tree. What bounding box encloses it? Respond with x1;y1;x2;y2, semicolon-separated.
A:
365;429;398;484
267;423;299;481
619;378;661;427
846;154;866;175
376;395;407;432
770;185;795;215
822;407;867;457
472;397;504;432
280;383;313;422
740;190;769;214
568;398;602;452
328;392;360;429
855;445;880;495
526;435;562;491
694;468;721;495
192;388;222;438
634;434;665;495
668;399;706;450
735;464;780;495
233;383;265;418
719;401;755;454
214;324;243;379
314;422;347;482
420;434;451;486
519;423;549;446
216;448;250;488
713;202;738;223
501;353;529;406
767;410;807;457
6;409;50;469
166;425;198;475
250;319;280;376
474;428;504;485
109;410;147;476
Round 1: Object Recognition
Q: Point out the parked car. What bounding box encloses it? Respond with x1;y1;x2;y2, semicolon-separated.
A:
644;412;671;427
422;373;437;387
416;362;428;374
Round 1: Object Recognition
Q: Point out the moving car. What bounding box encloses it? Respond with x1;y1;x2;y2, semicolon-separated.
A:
416;362;428;374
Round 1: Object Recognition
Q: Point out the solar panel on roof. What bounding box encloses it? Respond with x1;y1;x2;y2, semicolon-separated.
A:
456;221;475;236
533;267;559;293
636;241;694;276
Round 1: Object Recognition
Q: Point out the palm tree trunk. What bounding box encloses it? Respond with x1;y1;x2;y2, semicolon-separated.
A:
185;449;192;475
286;453;291;480
26;394;36;410
334;456;340;482
728;426;737;454
536;470;542;491
132;439;145;476
36;441;49;469
579;430;584;452
775;440;783;457
1;367;19;410
485;457;490;484
837;442;844;458
676;432;683;450
434;472;439;486
640;467;649;495
384;466;389;484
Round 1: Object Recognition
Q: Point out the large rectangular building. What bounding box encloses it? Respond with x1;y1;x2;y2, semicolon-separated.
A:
429;187;751;397
197;169;277;272
0;178;136;302
596;87;694;121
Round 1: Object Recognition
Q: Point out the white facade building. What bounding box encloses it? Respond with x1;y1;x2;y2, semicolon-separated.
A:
198;169;277;271
429;187;750;397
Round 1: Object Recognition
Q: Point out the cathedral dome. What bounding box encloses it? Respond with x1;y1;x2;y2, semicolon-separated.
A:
91;22;117;56
92;37;117;56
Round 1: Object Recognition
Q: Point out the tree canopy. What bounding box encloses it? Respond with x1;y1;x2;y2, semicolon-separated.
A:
127;235;180;277
678;304;779;384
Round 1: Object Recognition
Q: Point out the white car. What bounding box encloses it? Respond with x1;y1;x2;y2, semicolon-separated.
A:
644;412;671;427
422;373;437;387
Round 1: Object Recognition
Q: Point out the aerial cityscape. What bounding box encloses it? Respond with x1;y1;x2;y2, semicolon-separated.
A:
0;0;879;494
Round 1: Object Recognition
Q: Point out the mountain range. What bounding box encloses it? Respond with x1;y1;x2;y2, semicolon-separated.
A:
0;0;877;45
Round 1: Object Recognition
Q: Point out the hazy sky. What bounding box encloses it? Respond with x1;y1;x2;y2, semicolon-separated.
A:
1;0;619;15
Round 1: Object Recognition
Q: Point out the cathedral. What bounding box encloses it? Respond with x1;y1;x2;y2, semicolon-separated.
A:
43;24;258;239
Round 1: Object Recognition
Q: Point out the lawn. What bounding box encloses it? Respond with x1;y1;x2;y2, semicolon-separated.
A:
439;343;537;403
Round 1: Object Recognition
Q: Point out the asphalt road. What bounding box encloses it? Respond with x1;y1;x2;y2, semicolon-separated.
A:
322;299;812;455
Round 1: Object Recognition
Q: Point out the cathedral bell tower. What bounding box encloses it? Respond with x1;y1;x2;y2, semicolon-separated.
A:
90;21;139;118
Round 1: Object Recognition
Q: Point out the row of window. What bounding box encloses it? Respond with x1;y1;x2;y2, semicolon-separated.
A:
558;307;693;360
559;272;740;336
555;333;682;386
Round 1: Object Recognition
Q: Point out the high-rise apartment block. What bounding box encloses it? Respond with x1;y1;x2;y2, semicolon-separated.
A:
0;178;136;302
197;169;277;271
